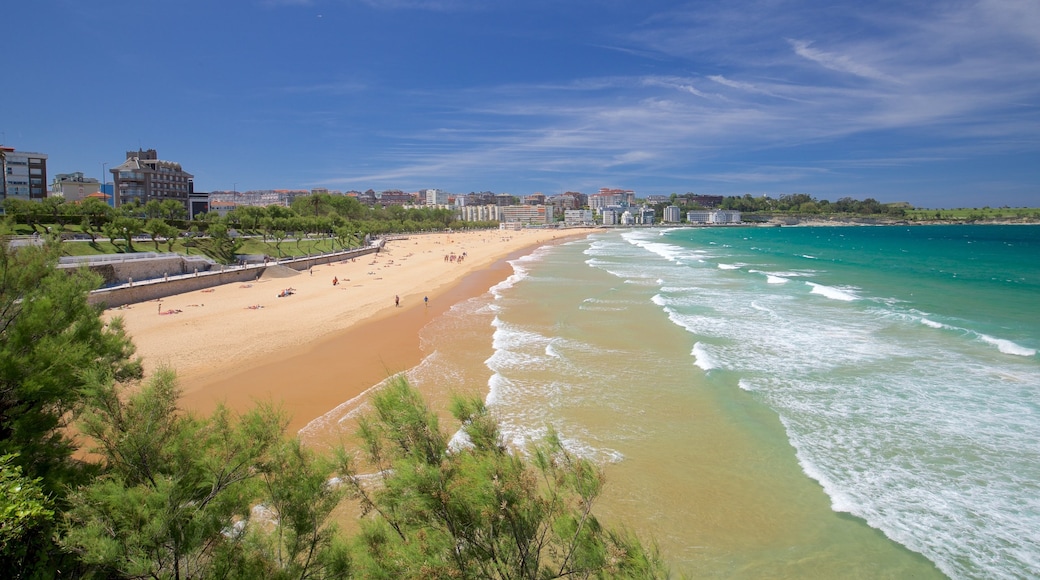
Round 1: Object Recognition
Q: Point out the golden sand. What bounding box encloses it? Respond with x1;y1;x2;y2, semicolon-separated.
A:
104;228;594;433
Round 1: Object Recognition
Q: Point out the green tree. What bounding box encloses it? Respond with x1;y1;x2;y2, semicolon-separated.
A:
77;198;114;244
235;439;353;579
0;238;141;494
64;368;286;579
143;218;179;251
238;205;266;232
64;368;352;580
2;199;45;234
103;216;144;252
160;199;188;221
272;230;288;258
345;377;666;579
0;454;55;576
194;222;243;264
143;199;163;219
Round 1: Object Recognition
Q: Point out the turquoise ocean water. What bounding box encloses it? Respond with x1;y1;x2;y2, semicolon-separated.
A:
321;225;1040;578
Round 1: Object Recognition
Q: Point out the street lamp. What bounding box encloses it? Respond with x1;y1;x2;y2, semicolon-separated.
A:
101;162;111;206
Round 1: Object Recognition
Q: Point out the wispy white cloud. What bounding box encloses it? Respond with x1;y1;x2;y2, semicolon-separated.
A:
307;0;1039;201
787;39;900;83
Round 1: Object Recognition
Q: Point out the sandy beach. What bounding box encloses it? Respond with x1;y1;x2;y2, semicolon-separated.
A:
104;228;594;433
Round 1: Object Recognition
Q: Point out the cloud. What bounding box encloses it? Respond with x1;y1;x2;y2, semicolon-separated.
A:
787;39;899;83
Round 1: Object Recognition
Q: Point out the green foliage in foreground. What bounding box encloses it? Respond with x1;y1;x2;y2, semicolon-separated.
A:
63;368;351;580
0;454;54;572
0;237;665;578
0;238;142;495
347;378;665;579
57;372;665;579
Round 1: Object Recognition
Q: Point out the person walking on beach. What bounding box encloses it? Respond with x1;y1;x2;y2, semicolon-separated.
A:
424;295;428;307
395;295;400;307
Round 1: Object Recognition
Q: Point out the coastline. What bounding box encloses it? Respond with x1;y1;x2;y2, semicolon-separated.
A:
105;228;593;434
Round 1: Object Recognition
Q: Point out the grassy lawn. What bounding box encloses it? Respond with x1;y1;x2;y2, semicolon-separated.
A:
57;235;357;259
905;207;1040;220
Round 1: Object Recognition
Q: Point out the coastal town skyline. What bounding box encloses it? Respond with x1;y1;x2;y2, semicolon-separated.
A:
4;1;1038;209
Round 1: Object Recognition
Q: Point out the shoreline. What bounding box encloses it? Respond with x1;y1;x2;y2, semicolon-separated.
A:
178;246;523;434
105;228;594;434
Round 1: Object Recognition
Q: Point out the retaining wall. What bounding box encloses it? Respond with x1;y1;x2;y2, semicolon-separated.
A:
88;245;381;309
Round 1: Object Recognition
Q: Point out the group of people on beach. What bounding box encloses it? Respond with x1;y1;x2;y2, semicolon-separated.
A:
444;252;467;264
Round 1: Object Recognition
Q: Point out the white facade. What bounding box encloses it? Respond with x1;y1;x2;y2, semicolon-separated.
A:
663;205;681;223
687;210;742;224
564;209;594;226
601;209;618;225
51;172;101;203
425;188;449;205
457;204;501;222
501;204;552;225
2;150;48;200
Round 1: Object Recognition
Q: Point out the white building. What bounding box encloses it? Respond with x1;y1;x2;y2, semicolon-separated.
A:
425;189;449;205
501;204;552;225
1;148;48;201
458;204;501;222
601;209;618;225
663;205;681;223
51;172;101;203
687;210;742;224
564;209;594;226
638;208;655;225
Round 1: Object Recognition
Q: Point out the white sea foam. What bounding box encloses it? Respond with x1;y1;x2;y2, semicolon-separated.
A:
717;263;742;270
552;227;1040;578
691;342;719;371
806;282;858;301
977;333;1037;357
766;275;788;284
448;428;472;452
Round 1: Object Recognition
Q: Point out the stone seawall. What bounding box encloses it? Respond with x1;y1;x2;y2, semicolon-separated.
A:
88;246;381;309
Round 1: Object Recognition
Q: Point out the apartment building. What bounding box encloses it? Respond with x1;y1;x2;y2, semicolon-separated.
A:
424;189;449;205
111;149;193;210
687;210;742;224
51;172;102;203
564;209;594;226
1;147;48;200
501;204;553;225
457;204;501;222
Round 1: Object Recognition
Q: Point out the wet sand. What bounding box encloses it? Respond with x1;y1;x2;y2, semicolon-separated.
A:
105;228;593;433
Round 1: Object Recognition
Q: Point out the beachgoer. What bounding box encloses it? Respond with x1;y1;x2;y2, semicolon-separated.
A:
395;295;400;307
424;296;428;307
333;276;338;286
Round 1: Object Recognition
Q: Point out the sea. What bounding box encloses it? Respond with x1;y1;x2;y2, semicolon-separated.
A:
324;224;1040;578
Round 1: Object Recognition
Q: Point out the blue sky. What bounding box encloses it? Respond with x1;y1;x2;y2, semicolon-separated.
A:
3;0;1038;208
